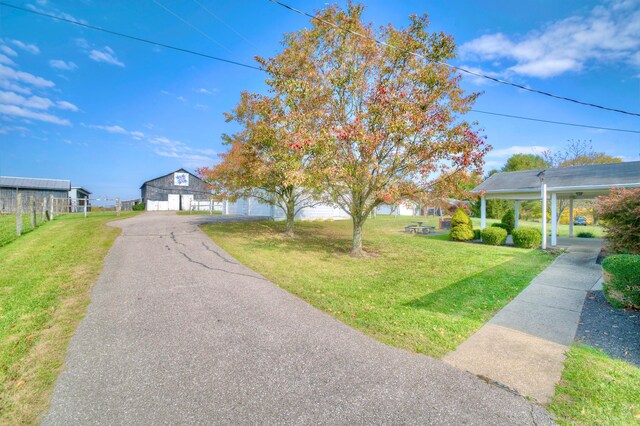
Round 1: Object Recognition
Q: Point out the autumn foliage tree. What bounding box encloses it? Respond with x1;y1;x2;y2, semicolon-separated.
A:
258;3;488;256
596;188;640;255
197;91;323;236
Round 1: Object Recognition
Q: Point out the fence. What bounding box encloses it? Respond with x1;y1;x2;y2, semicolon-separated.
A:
189;200;223;213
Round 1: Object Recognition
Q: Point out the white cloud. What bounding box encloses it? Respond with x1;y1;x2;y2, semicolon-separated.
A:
0;104;70;125
0;54;15;66
0;124;29;135
75;38;90;49
0;64;55;88
89;46;124;67
27;3;88;25
86;123;144;139
10;39;40;55
56;100;79;111
460;0;640;78
487;145;550;158
49;59;77;71
176;96;187;103
194;104;208;110
0;45;17;57
195;88;219;95
0;90;53;109
0;80;32;95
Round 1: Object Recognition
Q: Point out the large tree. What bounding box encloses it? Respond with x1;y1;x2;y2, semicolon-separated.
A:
198;91;323;236
258;3;488;256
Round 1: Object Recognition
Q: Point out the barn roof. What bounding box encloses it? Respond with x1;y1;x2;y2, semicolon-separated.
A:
139;168;201;189
473;161;640;195
0;176;71;191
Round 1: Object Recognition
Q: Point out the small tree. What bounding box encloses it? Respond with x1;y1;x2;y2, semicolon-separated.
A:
259;3;488;256
450;208;474;241
501;209;515;234
596;188;640;254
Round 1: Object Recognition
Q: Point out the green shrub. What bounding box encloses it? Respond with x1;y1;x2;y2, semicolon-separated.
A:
451;208;472;229
501;209;515;234
491;223;510;233
512;227;542;248
132;202;145;211
577;231;595;238
481;227;507;246
601;254;640;309
596;188;640;254
450;208;474;241
473;229;481;240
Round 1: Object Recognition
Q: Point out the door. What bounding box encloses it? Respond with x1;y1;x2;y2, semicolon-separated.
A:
181;194;194;211
168;194;180;211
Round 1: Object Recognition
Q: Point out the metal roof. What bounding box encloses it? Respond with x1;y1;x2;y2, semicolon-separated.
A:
71;186;92;194
140;168;200;188
473;161;640;194
0;176;71;191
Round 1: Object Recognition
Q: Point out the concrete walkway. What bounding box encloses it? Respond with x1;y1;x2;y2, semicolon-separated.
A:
44;212;552;425
444;238;603;403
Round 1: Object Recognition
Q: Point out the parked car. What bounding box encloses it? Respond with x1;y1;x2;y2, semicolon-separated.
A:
574;216;588;226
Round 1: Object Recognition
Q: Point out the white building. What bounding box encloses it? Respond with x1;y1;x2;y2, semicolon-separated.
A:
223;197;349;221
376;202;417;216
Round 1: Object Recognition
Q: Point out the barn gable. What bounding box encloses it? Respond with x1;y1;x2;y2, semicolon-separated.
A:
140;169;211;210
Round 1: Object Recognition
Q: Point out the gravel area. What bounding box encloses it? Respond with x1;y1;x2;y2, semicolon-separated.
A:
576;290;640;366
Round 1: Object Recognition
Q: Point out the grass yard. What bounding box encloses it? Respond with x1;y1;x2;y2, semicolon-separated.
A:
549;344;640;425
202;215;555;358
0;214;44;248
0;212;138;424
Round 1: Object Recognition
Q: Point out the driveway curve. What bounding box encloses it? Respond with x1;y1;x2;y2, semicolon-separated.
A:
45;212;553;425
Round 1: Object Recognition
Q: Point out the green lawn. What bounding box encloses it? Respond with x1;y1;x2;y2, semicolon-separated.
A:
550;345;640;425
0;214;46;248
0;212;138;424
202;215;555;358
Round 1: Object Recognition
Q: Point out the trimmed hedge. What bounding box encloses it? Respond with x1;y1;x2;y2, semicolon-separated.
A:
132;202;145;211
512;227;542;249
450;208;474;242
601;254;640;309
473;229;481;240
501;209;515;234
491;223;510;233
481;227;507;246
577;231;595;238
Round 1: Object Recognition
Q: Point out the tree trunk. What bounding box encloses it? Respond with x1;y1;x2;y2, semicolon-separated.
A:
284;196;295;237
350;216;365;257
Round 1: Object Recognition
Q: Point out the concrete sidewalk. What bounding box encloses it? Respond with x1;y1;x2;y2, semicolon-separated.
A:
444;239;603;403
44;212;552;425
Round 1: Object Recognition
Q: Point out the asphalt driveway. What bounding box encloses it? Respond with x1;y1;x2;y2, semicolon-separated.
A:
44;212;553;425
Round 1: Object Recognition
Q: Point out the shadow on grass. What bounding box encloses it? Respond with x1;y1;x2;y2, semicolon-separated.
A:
404;255;544;322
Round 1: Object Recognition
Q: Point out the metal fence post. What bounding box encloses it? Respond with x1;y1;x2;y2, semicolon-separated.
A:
16;193;22;236
30;196;36;228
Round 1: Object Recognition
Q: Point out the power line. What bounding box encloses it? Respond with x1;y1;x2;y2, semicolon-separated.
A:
470;110;640;134
150;0;231;54
191;0;256;47
0;1;261;71
267;0;640;118
1;1;637;135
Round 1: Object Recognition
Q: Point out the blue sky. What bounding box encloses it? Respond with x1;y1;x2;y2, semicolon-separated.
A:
0;0;639;199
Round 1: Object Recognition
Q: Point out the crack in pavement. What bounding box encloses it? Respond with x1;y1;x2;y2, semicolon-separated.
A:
170;232;186;247
201;242;238;265
178;251;267;281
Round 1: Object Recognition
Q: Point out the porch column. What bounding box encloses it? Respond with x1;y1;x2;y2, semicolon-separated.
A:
514;200;520;229
569;197;574;238
480;196;486;230
541;184;547;250
551;192;558;247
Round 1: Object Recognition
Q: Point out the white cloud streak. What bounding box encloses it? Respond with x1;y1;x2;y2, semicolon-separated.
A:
49;59;78;71
88;46;124;67
0;64;55;88
0;104;70;125
10;39;40;55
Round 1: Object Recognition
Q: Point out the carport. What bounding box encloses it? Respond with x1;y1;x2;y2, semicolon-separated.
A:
472;161;640;249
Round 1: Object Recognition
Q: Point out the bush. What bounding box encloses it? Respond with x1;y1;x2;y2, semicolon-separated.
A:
501;209;515;234
451;208;472;229
577;231;595;238
512;228;542;248
132;202;145;211
450;208;473;241
601;254;640;309
473;229;481;240
596;188;640;254
491;223;510;233
481;227;507;246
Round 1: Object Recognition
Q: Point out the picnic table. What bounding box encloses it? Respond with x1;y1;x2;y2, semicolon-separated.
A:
404;223;436;235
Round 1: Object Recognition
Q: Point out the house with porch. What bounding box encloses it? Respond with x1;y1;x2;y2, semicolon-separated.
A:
472;161;640;248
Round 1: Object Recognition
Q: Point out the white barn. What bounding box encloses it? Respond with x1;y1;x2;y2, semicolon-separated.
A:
223;197;349;221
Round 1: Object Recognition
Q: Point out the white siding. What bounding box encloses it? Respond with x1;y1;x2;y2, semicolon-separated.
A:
377;203;416;216
147;200;169;211
224;197;348;221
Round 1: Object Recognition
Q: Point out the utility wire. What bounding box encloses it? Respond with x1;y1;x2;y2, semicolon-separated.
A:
267;0;640;118
0;1;261;70
470;110;640;134
150;0;231;54
191;0;256;47
1;1;637;135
